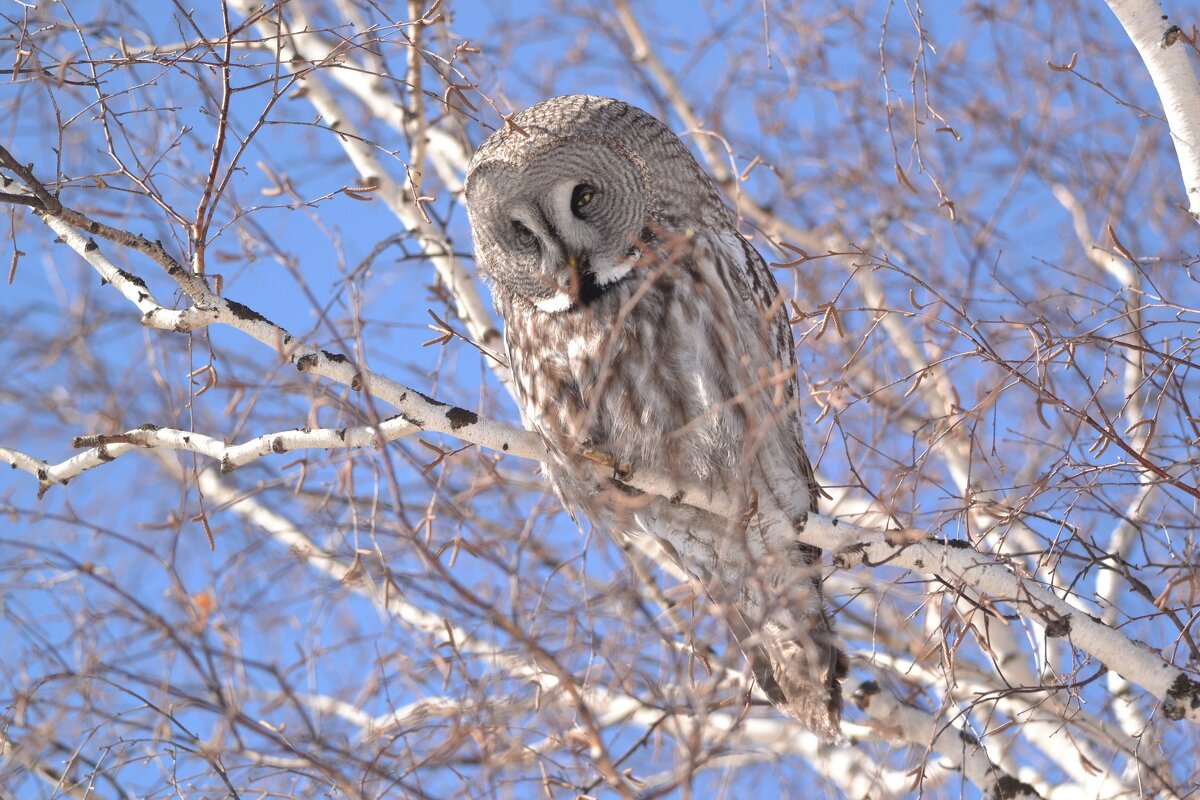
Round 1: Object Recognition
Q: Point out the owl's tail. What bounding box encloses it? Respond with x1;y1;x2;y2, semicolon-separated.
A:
621;492;846;737
713;561;847;739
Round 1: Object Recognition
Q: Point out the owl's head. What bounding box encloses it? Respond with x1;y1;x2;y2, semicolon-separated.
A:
465;95;724;313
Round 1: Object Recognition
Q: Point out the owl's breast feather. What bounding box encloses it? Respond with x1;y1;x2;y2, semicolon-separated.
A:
505;275;747;493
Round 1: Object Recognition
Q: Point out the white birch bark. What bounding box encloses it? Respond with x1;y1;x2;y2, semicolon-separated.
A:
1105;0;1200;221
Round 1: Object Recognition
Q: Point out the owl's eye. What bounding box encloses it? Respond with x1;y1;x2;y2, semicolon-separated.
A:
571;183;596;218
511;220;538;249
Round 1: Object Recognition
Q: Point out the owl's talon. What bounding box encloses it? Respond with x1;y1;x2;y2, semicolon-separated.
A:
578;449;614;469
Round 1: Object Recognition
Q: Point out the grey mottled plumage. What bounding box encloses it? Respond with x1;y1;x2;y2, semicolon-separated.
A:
465;95;845;736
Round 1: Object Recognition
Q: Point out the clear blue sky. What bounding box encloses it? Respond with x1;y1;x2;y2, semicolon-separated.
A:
2;2;1197;797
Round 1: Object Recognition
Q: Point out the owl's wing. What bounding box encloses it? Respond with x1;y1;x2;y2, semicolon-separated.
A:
728;233;847;735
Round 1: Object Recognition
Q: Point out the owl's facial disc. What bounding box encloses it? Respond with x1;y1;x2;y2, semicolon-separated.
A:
466;137;648;314
524;178;641;313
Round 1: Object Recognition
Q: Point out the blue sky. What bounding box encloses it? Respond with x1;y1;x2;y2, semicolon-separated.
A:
2;1;1198;798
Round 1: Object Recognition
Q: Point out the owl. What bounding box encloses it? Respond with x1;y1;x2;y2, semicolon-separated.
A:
465;95;845;737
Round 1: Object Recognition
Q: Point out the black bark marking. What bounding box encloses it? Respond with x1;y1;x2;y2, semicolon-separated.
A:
789;542;822;566
226;299;271;325
851;680;880;710
1164;673;1200;720
994;775;1040;799
446;407;478;430
1043;614;1072;639
415;390;447;407
322;350;348;364
114;268;147;289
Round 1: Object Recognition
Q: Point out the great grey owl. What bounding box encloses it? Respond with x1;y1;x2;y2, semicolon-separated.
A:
465;95;845;736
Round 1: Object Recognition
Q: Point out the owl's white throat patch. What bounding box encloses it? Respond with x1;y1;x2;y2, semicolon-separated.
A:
533;252;639;314
534;291;574;313
590;253;637;287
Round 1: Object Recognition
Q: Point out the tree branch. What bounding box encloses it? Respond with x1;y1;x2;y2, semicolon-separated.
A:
1105;0;1200;222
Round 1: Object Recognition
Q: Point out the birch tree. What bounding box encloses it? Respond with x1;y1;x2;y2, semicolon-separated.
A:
1;1;1198;797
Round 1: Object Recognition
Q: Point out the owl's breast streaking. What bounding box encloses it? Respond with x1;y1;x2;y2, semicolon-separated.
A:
500;231;790;508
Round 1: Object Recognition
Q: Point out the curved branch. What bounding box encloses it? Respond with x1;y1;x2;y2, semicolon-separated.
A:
849;678;1041;800
1;419;422;498
1105;0;1200;221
